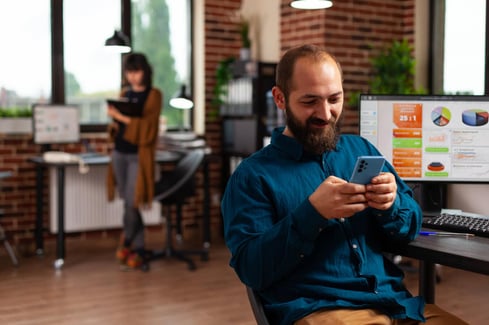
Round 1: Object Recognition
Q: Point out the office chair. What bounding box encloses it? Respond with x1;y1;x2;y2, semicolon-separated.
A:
246;286;271;325
0;171;18;267
148;149;208;271
0;225;18;267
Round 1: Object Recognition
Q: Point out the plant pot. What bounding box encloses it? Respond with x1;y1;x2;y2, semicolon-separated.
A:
240;48;251;61
0;118;32;134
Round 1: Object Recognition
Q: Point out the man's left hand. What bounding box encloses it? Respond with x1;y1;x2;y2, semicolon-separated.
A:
365;172;397;210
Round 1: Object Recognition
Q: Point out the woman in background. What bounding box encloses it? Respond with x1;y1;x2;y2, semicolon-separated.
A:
106;53;163;269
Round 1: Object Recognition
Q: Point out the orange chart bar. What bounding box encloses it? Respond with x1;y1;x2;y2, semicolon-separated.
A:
393;148;422;158
396;168;422;178
393;158;422;168
393;128;422;138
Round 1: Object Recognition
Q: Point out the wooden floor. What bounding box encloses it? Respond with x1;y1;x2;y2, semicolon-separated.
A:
0;232;488;324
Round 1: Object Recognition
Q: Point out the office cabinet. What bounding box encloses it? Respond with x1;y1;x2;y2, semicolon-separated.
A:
220;61;280;182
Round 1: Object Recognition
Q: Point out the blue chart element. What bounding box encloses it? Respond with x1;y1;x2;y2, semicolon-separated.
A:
462;109;489;127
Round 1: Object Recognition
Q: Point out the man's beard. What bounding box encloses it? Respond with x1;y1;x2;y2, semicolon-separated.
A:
285;104;340;155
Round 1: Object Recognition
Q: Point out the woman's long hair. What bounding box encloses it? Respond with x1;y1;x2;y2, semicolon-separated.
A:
122;53;153;89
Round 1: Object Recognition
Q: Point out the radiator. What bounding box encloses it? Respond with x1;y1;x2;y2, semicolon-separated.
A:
49;165;161;233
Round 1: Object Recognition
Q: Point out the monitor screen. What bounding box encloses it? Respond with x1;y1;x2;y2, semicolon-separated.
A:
32;104;80;145
359;94;489;183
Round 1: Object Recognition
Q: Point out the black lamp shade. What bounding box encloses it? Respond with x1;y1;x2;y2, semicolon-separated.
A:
105;30;131;53
170;85;194;110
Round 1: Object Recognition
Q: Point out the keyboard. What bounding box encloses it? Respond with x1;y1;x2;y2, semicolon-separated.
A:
422;211;489;238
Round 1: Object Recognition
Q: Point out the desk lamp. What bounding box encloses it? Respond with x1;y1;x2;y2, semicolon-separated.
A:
169;85;194;110
290;0;333;9
169;84;194;132
104;30;131;53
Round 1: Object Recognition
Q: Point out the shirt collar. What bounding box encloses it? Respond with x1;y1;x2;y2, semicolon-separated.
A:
270;126;343;161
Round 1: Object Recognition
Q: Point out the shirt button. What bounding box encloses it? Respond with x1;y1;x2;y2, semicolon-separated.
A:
318;227;323;232
352;244;358;249
340;218;345;222
299;254;304;258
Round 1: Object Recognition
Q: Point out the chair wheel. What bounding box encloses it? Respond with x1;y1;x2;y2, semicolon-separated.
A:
141;263;150;272
201;253;209;261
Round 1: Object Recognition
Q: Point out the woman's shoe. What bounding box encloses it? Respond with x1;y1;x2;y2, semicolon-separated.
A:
126;252;144;269
116;247;131;264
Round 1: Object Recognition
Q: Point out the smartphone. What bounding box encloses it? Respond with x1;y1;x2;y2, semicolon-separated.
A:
349;156;385;184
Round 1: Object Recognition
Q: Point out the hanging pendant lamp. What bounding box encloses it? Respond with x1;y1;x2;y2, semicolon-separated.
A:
104;30;131;53
290;0;333;10
170;85;194;110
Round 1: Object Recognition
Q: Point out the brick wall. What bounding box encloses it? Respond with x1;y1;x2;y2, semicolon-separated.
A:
0;134;114;250
280;0;415;133
0;0;416;253
203;0;242;238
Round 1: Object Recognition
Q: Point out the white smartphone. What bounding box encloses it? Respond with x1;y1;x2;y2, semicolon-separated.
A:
349;156;386;184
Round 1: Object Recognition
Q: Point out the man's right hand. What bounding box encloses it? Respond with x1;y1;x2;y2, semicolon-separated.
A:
309;176;369;220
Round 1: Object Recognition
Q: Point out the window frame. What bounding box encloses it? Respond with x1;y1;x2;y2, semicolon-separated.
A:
50;0;194;133
429;0;489;95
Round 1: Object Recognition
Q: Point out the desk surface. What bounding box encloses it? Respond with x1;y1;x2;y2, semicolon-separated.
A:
0;171;13;179
391;230;489;275
29;150;183;166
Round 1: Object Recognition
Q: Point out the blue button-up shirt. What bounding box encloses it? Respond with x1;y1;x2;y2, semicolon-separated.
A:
222;127;424;325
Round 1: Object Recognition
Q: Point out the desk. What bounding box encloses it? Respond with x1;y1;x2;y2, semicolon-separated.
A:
30;150;212;269
389;231;489;303
31;154;111;269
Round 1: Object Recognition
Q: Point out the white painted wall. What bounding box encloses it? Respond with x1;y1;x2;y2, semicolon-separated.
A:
241;0;281;62
193;0;205;135
414;0;429;92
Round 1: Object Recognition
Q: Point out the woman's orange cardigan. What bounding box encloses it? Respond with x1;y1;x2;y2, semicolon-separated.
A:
106;87;163;207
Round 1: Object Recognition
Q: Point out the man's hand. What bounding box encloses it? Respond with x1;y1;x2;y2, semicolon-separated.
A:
309;176;368;220
365;172;397;210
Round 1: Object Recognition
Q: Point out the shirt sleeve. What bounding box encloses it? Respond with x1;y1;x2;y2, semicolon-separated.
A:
373;160;423;242
355;137;423;242
222;164;331;290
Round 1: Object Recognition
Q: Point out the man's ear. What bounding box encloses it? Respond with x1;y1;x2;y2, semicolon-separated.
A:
272;86;286;110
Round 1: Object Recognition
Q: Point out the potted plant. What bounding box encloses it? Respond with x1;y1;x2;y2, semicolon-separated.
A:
239;18;251;60
209;57;235;119
348;39;425;108
0;107;33;134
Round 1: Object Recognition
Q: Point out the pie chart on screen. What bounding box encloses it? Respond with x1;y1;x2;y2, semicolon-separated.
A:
462;109;489;127
428;162;445;172
431;106;451;126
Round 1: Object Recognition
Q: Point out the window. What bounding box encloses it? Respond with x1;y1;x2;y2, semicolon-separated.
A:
443;0;486;95
131;0;193;130
64;0;121;125
1;0;193;131
0;1;51;113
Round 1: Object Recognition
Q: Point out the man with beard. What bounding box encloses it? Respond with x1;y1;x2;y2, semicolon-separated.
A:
221;44;467;325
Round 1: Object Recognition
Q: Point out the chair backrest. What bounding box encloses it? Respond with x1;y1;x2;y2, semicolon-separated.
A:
246;286;271;325
153;149;205;203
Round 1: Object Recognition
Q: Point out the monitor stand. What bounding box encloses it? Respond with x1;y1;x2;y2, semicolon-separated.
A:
408;182;447;216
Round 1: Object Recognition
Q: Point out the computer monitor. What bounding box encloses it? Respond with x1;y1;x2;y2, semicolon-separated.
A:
32;104;80;145
359;94;489;183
